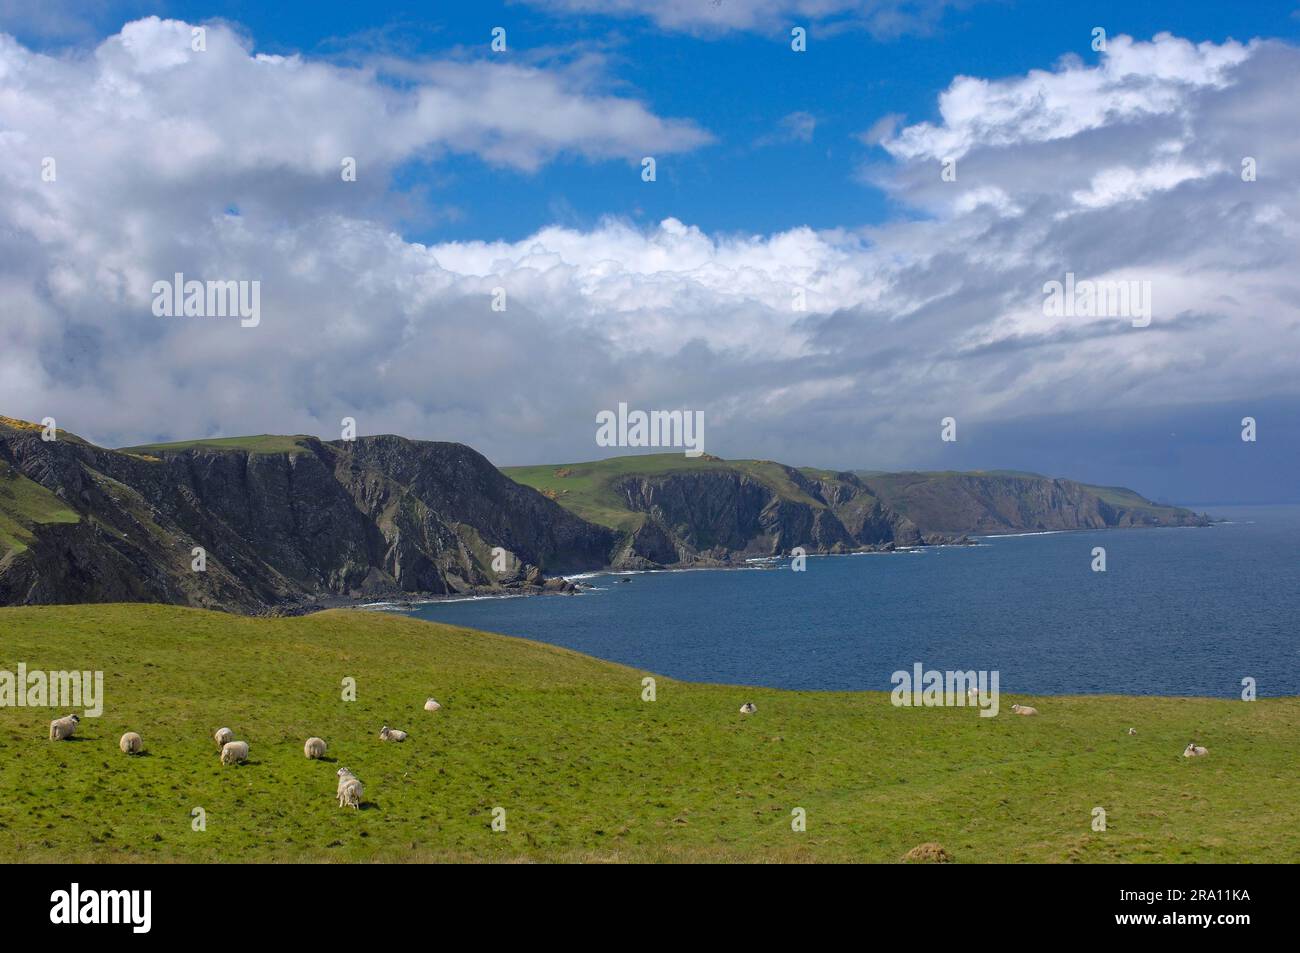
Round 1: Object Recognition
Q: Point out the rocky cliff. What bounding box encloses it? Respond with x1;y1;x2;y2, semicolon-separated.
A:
1;419;1212;613
861;471;1213;535
606;466;924;567
506;456;1212;570
0;422;616;612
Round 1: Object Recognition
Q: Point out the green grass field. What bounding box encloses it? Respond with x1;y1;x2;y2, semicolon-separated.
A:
503;454;823;532
0;604;1295;863
0;460;81;558
118;434;315;455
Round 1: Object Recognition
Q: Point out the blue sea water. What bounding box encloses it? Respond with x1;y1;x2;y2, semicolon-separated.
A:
403;505;1300;697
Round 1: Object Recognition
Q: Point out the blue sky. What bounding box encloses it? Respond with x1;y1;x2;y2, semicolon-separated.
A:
13;0;1299;243
2;1;1298;502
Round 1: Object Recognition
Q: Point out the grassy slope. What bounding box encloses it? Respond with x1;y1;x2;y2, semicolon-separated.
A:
118;434;315;455
506;456;1194;536
503;454;822;533
1;605;1295;863
0;460;80;557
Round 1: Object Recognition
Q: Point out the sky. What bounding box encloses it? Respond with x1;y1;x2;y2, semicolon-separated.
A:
1;0;1298;503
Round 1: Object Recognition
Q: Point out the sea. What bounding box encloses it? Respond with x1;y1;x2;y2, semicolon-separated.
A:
397;504;1299;697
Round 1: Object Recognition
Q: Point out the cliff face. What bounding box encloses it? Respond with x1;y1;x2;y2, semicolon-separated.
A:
861;472;1213;536
0;420;1212;613
0;429;617;612
607;466;923;566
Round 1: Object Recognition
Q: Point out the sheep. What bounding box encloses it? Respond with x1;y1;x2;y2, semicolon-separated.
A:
379;725;408;742
423;698;442;712
119;731;143;755
220;740;249;765
1010;704;1039;716
49;714;80;741
1183;742;1208;758
739;702;757;715
214;727;234;749
1128;727;1137;735
336;767;363;809
304;737;327;759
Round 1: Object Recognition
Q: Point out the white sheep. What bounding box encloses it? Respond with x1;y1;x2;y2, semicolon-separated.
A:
214;727;234;748
739;702;757;715
423;698;442;712
220;740;249;765
1010;704;1039;716
336;767;363;809
1128;727;1137;735
304;737;327;759
48;714;80;741
1183;742;1208;758
119;731;143;755
379;725;408;742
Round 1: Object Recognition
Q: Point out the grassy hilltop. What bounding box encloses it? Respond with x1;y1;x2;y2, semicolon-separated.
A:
503;454;821;533
502;453;1207;538
1;605;1295;863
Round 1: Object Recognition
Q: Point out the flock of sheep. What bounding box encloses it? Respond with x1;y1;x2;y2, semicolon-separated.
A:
45;691;1211;821
46;696;447;810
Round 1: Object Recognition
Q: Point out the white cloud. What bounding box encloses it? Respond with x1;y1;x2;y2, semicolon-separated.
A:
1;24;1297;482
883;34;1251;162
0;17;710;180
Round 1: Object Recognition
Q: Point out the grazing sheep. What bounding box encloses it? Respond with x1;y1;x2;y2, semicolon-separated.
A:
336;767;363;809
220;740;249;765
379;725;408;742
423;698;442;712
214;727;234;748
1183;742;1208;758
304;737;327;759
119;731;143;755
1128;728;1137;735
1010;704;1039;716
48;714;80;741
739;702;757;715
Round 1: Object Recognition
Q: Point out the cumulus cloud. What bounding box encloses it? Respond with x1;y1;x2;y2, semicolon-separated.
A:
1;22;1297;496
882;33;1252;163
0;17;709;179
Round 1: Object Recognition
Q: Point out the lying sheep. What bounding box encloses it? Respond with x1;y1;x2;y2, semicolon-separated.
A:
214;727;234;749
1010;704;1039;716
49;714;80;741
336;767;363;809
220;740;249;765
739;702;757;715
119;731;143;755
304;737;327;759
424;698;442;712
379;725;408;742
1183;742;1208;758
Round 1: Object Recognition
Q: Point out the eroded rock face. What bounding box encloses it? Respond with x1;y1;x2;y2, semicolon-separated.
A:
608;466;924;564
0;431;618;612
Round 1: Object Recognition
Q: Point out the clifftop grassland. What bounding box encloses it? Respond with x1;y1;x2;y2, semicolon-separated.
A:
1;605;1294;863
